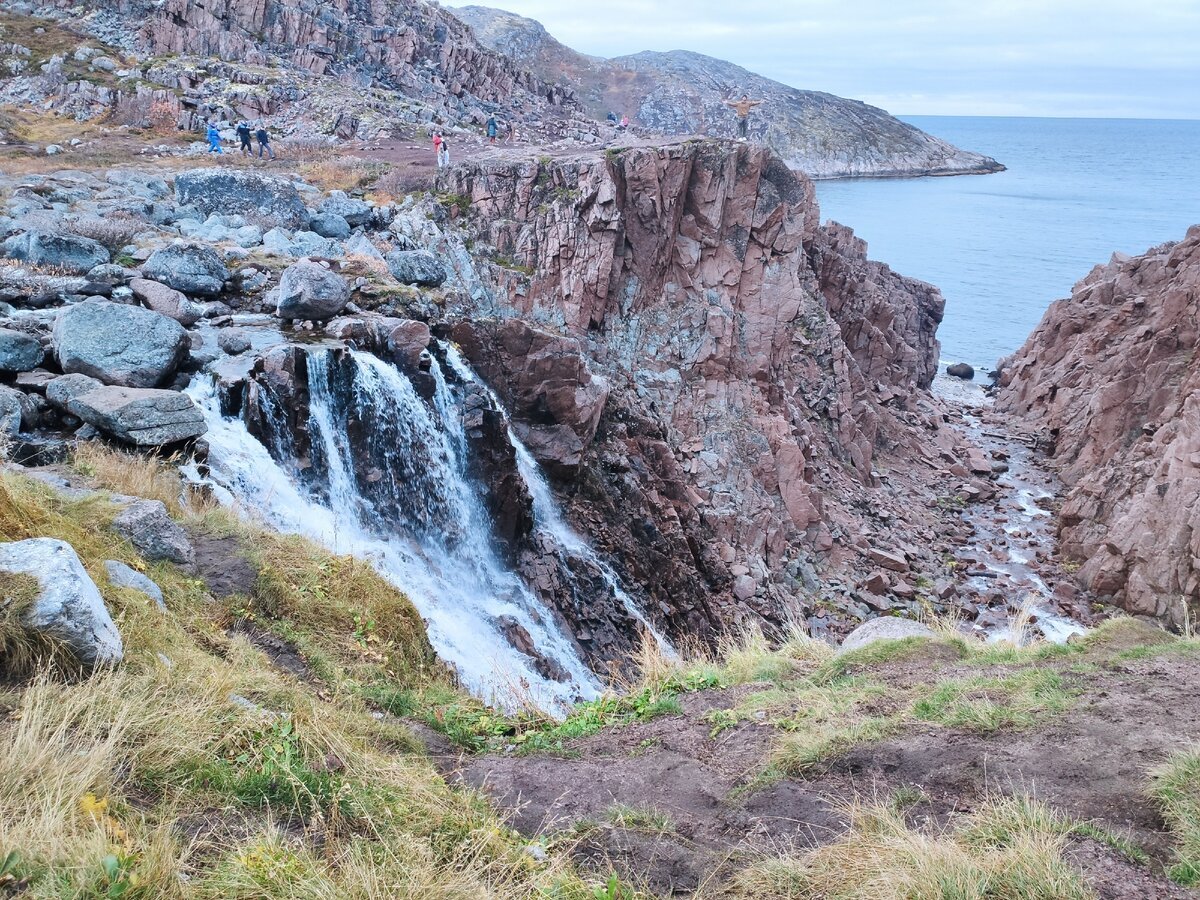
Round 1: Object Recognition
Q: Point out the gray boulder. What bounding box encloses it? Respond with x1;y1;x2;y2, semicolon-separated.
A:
218;330;252;355
104;559;166;611
45;373;103;410
175;169;309;229
276;261;350;321
54;300;189;387
0;538;123;667
0;385;25;435
67;386;206;446
129;277;203;327
3;230;111;275
112;500;193;565
386;249;445;287
309;213;352;240
838;617;937;655
0;328;45;372
319;191;372;227
141;243;230;297
946;362;976;380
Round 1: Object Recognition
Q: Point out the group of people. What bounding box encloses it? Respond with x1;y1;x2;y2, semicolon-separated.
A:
485;115;515;144
605;112;631;132
206;120;275;158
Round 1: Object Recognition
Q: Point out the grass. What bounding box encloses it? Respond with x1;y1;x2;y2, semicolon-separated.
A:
912;670;1075;734
734;793;1094;900
0;449;636;897
1150;747;1200;885
605;804;674;835
0;569;60;676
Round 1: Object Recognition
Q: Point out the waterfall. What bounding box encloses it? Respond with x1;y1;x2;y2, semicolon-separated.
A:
439;343;674;655
187;348;603;712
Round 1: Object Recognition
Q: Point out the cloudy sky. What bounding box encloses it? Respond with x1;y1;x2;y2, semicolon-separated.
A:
448;0;1200;119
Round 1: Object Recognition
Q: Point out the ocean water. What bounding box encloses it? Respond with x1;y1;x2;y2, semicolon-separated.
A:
815;117;1200;373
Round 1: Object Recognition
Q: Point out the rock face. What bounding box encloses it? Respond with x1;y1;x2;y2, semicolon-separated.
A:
175;169;309;230
442;142;947;639
141;244;230;297
53;300;189;388
997;226;1200;626
0;537;123;667
3;230;110;274
276;261;351;321
453;6;1003;179
68;386;207;445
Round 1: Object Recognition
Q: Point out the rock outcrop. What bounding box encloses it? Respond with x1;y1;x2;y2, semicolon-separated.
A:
440;142;953;639
997;226;1200;626
453;6;1003;179
67;386;207;446
175;169;309;230
3;230;110;275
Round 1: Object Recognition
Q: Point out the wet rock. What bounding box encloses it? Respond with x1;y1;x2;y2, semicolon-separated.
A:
129;277;203;327
0;537;123;667
175;169;309;229
218;330;252;355
104;559;166;611
112;500;194;565
67;386;206;446
386;319;431;369
135;243;226;298
3;230;110;275
838;616;936;654
0;327;45;372
54;299;189;388
946;362;975;380
386;249;446;286
276;260;350;321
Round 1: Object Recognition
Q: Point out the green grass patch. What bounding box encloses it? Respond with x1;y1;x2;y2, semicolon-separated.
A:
606;803;674;834
913;670;1075;733
1150;747;1200;885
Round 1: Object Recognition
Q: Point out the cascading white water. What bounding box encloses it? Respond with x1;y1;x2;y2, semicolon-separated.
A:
187;348;602;712
439;343;674;655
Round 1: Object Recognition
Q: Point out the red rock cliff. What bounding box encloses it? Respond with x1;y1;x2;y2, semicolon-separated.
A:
997;226;1200;625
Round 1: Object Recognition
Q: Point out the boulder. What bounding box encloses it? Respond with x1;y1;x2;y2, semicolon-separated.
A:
45;373;103;410
867;547;909;573
0;327;45;372
838;617;937;654
946;362;975;380
386;249;446;286
319;191;372;227
309;213;352;240
0;385;25;435
175;169;309;229
129;277;203;327
386;319;431;369
68;386;206;446
0;538;123;667
53;300;189;388
3;230;110;275
112;500;194;565
141;244;230;297
104;559;166;611
276;260;350;321
218;330;252;355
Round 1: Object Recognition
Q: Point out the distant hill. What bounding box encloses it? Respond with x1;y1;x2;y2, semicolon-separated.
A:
453;5;1003;178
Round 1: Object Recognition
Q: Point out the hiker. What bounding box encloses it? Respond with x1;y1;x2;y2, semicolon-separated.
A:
486;115;498;144
255;123;275;159
206;121;222;154
505;119;515;143
236;120;253;156
723;94;765;141
438;136;450;169
432;129;443;160
606;111;618;126
618;114;630;133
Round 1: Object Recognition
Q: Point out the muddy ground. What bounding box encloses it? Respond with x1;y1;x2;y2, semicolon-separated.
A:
441;627;1200;898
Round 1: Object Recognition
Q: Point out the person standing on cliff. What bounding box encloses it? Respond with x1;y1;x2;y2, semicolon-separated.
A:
255;123;275;159
438;136;450;169
723;94;765;142
236;121;253;156
206;121;223;154
486;115;498;144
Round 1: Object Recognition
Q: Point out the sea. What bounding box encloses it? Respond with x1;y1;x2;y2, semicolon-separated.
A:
814;116;1200;374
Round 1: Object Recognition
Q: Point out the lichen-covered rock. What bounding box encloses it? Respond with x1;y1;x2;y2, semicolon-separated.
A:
386;249;445;286
275;260;350;320
45;373;104;410
129;278;203;327
141;244;230;297
838;617;936;654
0;537;123;667
67;386;207;446
2;230;110;275
175;169;309;229
0;327;45;372
112;499;194;565
53;299;189;388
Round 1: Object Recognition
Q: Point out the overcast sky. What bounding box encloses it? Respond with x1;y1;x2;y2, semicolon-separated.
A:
447;0;1200;119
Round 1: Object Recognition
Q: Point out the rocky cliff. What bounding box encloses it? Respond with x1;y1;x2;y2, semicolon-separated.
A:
452;5;1003;179
438;141;973;640
997;226;1200;626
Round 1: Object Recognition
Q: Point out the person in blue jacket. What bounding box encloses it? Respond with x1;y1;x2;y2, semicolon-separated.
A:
486;114;498;144
206;121;222;154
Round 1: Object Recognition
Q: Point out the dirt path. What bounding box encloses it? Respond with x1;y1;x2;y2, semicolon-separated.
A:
448;629;1200;897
